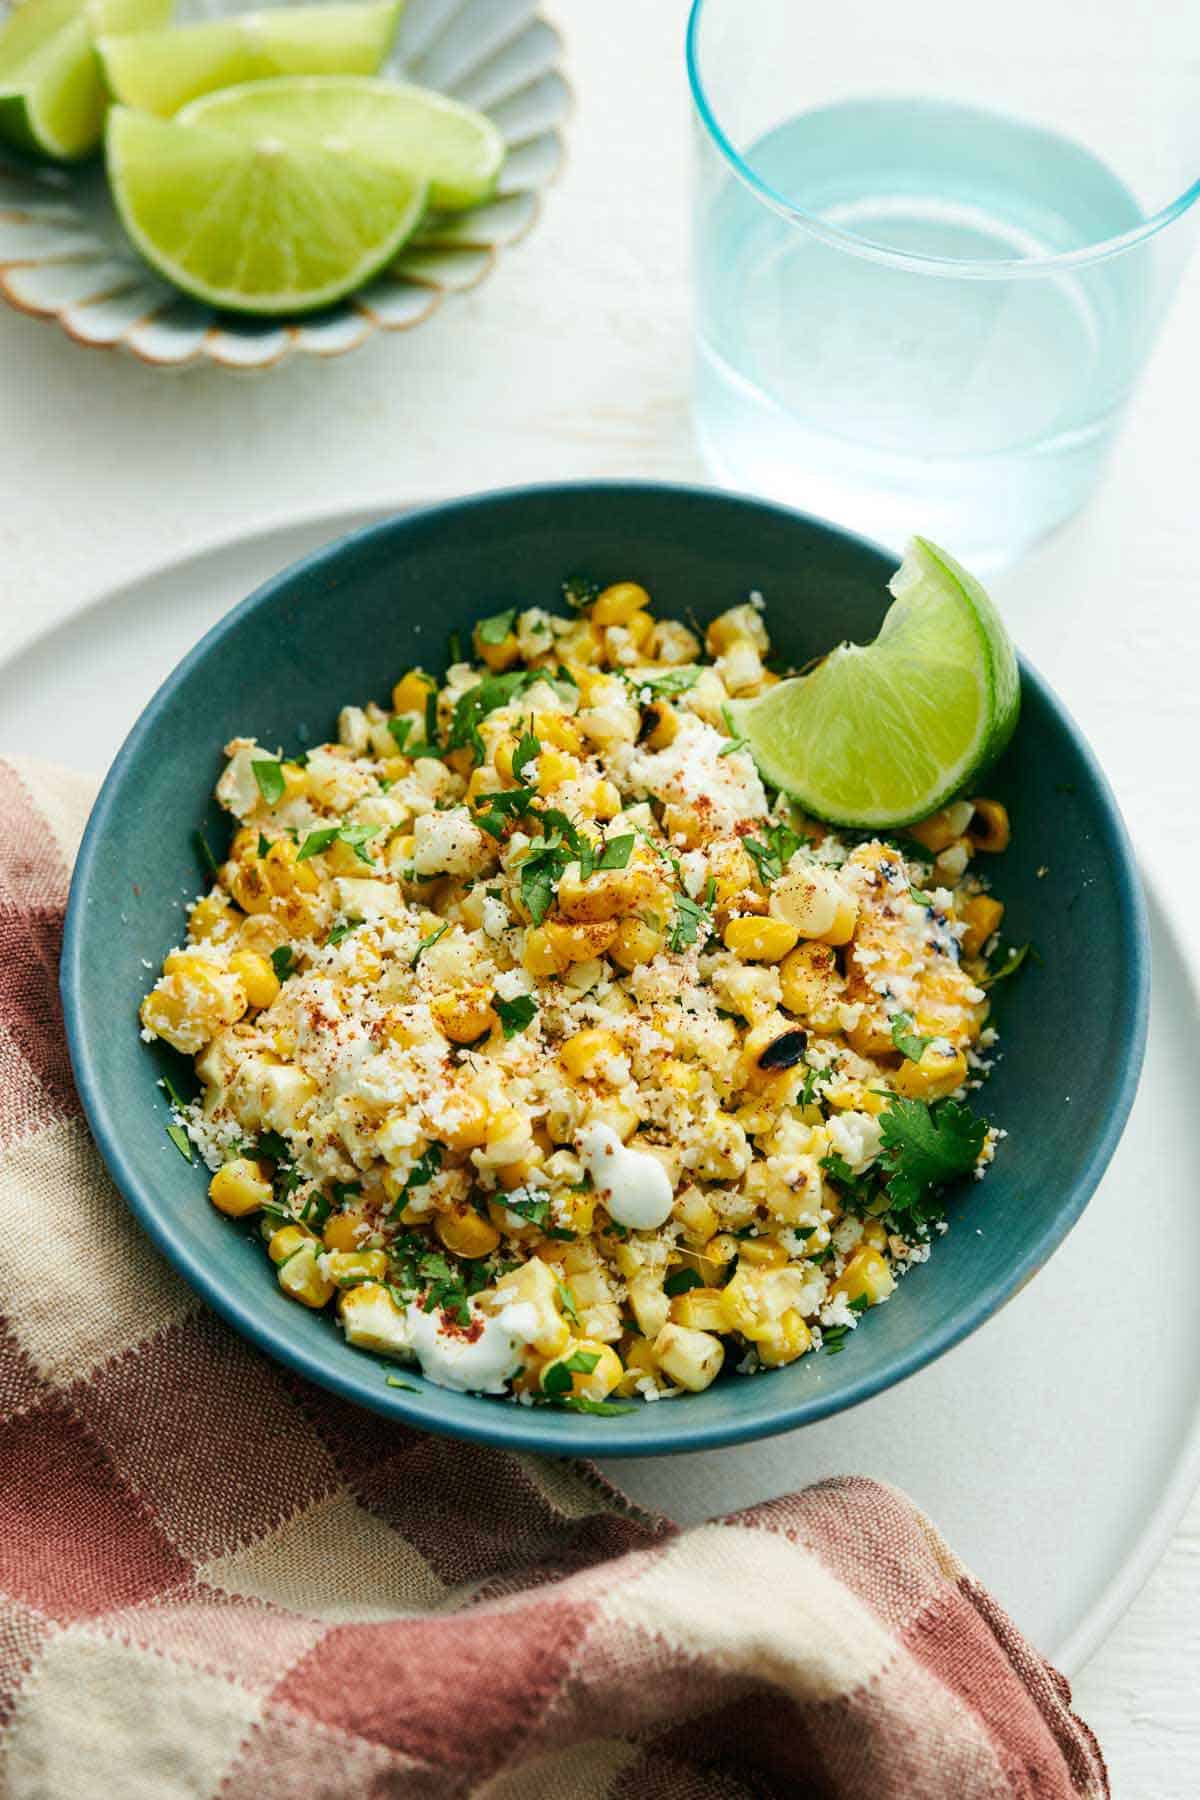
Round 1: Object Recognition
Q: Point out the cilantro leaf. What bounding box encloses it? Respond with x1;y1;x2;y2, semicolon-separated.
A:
511;729;540;782
669;891;712;953
477;607;518;646
326;917;362;948
252;759;285;807
982;941;1034;987
495;992;537;1038
556;1280;580;1324
165;1122;193;1163
410;923;450;968
663;1267;703;1297
474;785;537;839
562;1396;636;1416
717;704;750;758
194;829;219;877
297;823;380;865
596;834;634;872
819;1150;878;1212
296;826;339;862
543;1361;573;1397
879;1097;988;1224
890;1011;933;1063
447;669;541;762
387;1144;443;1219
562;575;600;610
503;1192;550;1227
625;667;700;698
744;822;807;885
270;945;296;982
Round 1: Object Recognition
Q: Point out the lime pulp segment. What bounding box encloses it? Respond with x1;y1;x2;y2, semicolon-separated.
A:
182;72;505;212
106;103;428;315
97;1;401;117
727;538;1020;828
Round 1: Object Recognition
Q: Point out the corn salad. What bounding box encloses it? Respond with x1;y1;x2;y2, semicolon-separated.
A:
140;580;1011;1410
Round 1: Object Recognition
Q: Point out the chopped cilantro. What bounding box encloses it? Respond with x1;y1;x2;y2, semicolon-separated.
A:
251;759;285;807
495;992;537;1038
664;1267;703;1298
744;822;806;885
387;1144;443;1220
982;941;1034;987
387;716;413;753
542;1361;573;1396
297;823;380;865
257;832;270;859
561;1396;635;1416
596;834;634;871
668;891;712;953
474;785;536;839
157;1071;191;1112
511;728;540;782
625;666;700;698
819;1151;877;1210
326;917;362;948
385;1376;420;1392
516;811;587;926
295;826;339;861
564;1348;601;1374
270;944;296;982
562;574;600;610
194;829;219;876
165;1122;193;1163
410;923;450;968
797;1063;827;1109
890;1011;933;1063
879;1097;988;1227
254;1129;290;1163
717;704;750;758
503;1192;550;1228
556;1280;580;1324
447;669;541;763
477;606;517;645
424;687;439;750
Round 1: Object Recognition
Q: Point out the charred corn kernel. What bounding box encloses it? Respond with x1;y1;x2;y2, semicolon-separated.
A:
323;1210;369;1252
676;1233;739;1285
723;916;799;962
737;1235;788;1269
769;864;857;944
779;941;844;1018
845;1012;898;1059
560;1028;623;1082
324;1249;389;1286
445;746;474;778
188;892;238;945
755;1309;812;1367
592;581;650;627
542;1338;623;1400
654;1322;725;1392
274;1236;334;1309
475;629;520;673
492;1258;571;1357
266;838;320;893
534;712;585;754
587;779;622;821
892;1041;969;1100
544;918;618;967
535;747;579;793
228;950;280;1010
960;893;1004;958
392;669;435;714
339;1282;410;1356
557;859;653;923
640;701;679;749
435;1090;489;1152
830;1246;896;1308
670;1286;728;1332
673;1187;718;1242
609;916;666;970
209;1158;272;1218
908;800;975;853
430;987;496;1045
967;798;1011;853
436;1205;501;1259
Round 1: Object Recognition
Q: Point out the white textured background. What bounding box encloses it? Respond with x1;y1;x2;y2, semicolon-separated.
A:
0;2;1197;1791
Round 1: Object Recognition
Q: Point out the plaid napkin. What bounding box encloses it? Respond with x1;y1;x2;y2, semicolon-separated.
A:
0;756;1108;1800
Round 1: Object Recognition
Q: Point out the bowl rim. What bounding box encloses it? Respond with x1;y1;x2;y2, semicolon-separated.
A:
60;480;1151;1455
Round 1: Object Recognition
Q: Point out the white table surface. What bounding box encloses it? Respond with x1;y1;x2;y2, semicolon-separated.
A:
1;3;1197;1791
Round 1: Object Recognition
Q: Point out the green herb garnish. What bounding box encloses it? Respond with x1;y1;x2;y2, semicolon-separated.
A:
879;1097;988;1228
477;607;517;645
596;834;634;871
668;891;712;953
194;829;219;876
744;822;806;885
717;704;750;758
326;917;362;948
270;945;296;982
890;1012;933;1063
251;759;285;807
982;942;1033;987
447;669;541;763
625;666;700;698
165;1122;193;1163
663;1267;704;1297
495;992;537;1039
410;923;450;968
556;1280;580;1324
562;575;600;610
511;728;540;782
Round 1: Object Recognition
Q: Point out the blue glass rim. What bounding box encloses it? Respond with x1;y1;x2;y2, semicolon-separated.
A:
686;0;1200;278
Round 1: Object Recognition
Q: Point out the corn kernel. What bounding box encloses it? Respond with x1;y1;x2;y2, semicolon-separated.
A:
434;1090;489;1152
228;950;280;1010
209;1157;272;1218
769;865;857;944
535;747;579;793
829;1246;896;1308
543;918;618;966
392;670;435;714
960;893;1004;958
188;892;238;945
475;630;520;673
557;859;655;924
670;1286;728;1332
653;1322;725;1392
542;1338;623;1401
430;987;496;1045
592;582;651;627
908;801;975;853
779;942;844;1019
609;916;665;970
967;798;1011;854
723;916;800;962
325;1249;389;1286
737;1235;788;1269
523;926;564;978
534;712;585;754
640;701;679;749
756;1309;813;1367
323;1209;369;1252
673;1186;718;1242
492;1258;571;1358
270;1231;334;1309
436;1204;501;1259
891;1041;969;1101
560;1028;623;1083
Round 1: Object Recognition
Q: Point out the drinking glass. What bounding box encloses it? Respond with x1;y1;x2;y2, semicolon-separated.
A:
688;0;1200;569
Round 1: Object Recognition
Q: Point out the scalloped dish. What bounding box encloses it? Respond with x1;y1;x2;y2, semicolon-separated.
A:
138;579;1017;1416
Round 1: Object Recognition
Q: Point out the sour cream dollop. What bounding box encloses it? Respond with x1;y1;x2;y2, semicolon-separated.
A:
578;1122;673;1231
406;1299;538;1395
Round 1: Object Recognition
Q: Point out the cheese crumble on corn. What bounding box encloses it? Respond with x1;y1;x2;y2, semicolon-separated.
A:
139;581;1011;1409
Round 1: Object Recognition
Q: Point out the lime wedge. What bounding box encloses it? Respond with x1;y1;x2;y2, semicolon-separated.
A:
0;0;167;160
727;538;1020;828
183;73;504;212
106;102;427;314
98;2;401;118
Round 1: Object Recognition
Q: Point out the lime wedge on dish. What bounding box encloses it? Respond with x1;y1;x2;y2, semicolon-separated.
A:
106;101;427;314
183;73;504;212
86;0;171;36
727;538;1020;828
97;2;401;117
0;0;166;159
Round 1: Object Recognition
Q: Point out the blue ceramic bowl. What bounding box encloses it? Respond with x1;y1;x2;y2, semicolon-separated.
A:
61;485;1149;1456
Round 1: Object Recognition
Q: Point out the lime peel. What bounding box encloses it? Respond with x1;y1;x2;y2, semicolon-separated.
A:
726;537;1020;829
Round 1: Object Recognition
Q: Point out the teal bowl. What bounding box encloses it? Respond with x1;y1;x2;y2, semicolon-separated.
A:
61;485;1149;1455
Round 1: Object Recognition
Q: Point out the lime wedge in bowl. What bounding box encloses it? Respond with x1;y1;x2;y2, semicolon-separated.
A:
183;72;505;212
97;1;401;117
727;538;1020;828
106;100;427;314
0;0;166;159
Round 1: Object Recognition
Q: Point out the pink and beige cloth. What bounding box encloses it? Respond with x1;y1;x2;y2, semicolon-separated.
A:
0;757;1107;1798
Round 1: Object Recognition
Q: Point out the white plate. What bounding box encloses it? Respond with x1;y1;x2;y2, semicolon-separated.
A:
3;509;1197;1675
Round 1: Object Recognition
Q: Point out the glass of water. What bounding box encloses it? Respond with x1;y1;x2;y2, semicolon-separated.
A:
688;0;1200;569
